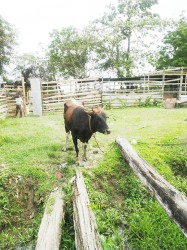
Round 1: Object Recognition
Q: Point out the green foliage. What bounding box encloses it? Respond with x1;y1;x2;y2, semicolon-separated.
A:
60;183;75;250
0;15;16;75
46;0;164;78
48;27;93;78
138;96;152;107
0;166;49;249
90;0;161;77
12;53;54;81
138;96;162;107
157;16;187;69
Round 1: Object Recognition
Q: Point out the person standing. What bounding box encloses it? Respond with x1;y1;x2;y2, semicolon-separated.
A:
15;95;23;117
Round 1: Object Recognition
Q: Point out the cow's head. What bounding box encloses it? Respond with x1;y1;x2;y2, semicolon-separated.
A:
89;107;111;134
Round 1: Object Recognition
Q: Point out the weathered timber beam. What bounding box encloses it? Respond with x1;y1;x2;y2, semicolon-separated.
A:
73;168;102;250
116;137;187;237
35;188;64;250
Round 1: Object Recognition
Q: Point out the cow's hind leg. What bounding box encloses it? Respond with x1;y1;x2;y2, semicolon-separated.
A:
63;127;70;151
73;137;80;166
82;143;88;162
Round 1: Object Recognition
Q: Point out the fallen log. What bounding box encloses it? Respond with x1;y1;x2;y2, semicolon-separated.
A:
116;137;187;237
73;168;102;250
35;188;64;250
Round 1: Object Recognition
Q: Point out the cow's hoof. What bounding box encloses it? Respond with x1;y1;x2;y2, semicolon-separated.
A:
76;161;80;166
83;157;87;162
62;148;66;152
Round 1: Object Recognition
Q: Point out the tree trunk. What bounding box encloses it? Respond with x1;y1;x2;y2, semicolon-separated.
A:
35;188;64;250
73;168;102;250
116;137;187;237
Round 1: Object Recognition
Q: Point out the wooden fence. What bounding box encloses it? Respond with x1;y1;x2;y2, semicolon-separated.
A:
41;78;163;113
0;88;8;119
101;79;162;108
40;68;187;113
3;84;31;116
41;78;102;113
39;80;165;112
4;84;18;115
1;68;187;117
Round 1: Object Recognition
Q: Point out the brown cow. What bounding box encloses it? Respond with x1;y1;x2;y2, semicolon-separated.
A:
63;99;111;165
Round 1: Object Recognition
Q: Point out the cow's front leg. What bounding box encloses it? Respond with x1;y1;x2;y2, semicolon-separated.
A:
82;143;87;162
63;131;70;151
73;137;80;166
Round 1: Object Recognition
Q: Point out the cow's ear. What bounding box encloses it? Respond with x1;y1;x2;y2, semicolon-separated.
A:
92;107;103;113
92;107;98;113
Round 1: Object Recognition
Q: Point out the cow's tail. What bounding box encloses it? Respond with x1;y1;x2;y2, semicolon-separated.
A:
64;103;68;114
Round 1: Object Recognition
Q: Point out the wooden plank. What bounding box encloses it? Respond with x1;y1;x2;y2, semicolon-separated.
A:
73;168;102;250
164;78;181;83
0;109;8;114
35;188;64;250
0;104;7;109
116;137;187;237
42;92;101;100
43;97;101;105
41;78;99;86
41;90;101;97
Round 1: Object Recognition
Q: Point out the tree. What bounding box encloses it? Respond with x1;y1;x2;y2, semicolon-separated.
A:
91;0;161;77
13;53;54;81
48;27;93;79
156;16;187;69
0;15;16;75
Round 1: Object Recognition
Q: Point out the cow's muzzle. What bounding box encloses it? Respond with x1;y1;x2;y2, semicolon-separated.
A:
105;129;111;134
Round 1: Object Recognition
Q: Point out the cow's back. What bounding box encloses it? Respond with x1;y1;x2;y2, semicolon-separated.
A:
64;99;85;125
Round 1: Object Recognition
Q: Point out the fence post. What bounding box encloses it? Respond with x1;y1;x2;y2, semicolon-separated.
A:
179;67;183;98
21;76;26;116
30;78;43;116
162;74;165;100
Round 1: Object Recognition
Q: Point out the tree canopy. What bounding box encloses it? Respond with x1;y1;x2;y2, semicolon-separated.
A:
2;1;187;80
48;27;94;79
89;0;160;77
13;53;54;82
46;0;162;78
156;17;187;69
0;15;16;75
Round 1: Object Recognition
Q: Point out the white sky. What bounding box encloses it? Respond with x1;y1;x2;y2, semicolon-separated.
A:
0;0;186;54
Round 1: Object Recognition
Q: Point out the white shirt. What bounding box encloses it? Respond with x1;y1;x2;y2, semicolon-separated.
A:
16;97;23;105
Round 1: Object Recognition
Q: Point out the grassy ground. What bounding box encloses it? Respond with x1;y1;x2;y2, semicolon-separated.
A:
0;115;66;249
0;107;187;249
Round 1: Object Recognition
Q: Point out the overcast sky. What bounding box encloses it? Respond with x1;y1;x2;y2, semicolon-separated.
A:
0;0;186;54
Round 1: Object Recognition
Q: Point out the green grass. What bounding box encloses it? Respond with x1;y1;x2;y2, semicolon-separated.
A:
98;107;187;195
0;114;67;249
1;107;187;249
84;146;187;249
